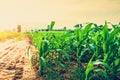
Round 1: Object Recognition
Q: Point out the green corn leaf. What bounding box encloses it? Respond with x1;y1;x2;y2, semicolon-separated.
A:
81;48;88;56
85;50;96;80
107;28;119;45
39;41;43;56
89;43;96;52
103;53;108;62
93;69;110;80
86;60;111;80
58;62;65;68
39;56;46;76
102;42;107;53
82;23;93;35
102;21;109;41
85;61;94;80
76;28;80;42
93;61;111;71
50;21;55;30
30;55;35;68
114;58;120;67
40;56;46;66
80;23;93;41
27;46;30;57
42;40;49;56
85;52;95;80
39;39;49;57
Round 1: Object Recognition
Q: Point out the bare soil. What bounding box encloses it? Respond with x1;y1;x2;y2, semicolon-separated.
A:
0;39;38;80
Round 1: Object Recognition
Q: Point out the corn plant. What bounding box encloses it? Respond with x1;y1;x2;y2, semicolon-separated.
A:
27;21;120;80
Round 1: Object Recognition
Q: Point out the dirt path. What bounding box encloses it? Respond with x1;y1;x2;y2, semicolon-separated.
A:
0;39;37;80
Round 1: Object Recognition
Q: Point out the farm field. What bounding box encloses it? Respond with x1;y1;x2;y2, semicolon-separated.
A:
0;22;120;80
27;22;120;80
0;0;120;80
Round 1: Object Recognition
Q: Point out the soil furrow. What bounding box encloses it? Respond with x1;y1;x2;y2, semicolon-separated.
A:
0;42;17;59
0;39;37;80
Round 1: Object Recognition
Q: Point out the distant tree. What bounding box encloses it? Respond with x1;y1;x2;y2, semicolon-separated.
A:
63;26;67;30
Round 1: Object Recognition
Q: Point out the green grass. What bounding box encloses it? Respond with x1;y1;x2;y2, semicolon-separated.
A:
0;31;24;41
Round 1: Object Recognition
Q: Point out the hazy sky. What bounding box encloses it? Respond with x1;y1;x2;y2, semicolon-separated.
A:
0;0;120;30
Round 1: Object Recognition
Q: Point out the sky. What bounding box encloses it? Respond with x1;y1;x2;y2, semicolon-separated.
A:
0;0;120;31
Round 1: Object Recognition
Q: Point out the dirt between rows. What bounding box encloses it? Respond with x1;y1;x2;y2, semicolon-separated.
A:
0;39;39;80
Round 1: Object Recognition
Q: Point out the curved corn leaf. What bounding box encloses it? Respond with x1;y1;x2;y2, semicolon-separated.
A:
93;60;113;74
50;21;55;30
80;23;93;42
82;23;93;35
89;68;110;80
85;60;94;80
30;55;35;68
58;62;65;68
27;46;30;57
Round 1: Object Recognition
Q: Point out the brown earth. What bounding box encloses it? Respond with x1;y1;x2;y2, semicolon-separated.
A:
0;39;39;80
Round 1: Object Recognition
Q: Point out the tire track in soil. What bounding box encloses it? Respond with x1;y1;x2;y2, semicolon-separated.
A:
0;39;37;80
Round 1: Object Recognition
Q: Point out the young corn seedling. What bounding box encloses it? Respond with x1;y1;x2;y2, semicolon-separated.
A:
27;21;120;80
